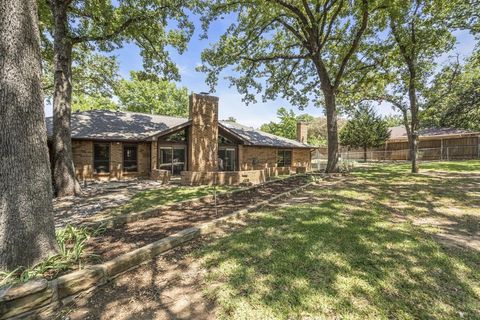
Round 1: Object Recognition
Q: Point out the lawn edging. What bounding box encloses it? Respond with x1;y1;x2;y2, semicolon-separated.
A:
0;180;317;320
80;173;310;229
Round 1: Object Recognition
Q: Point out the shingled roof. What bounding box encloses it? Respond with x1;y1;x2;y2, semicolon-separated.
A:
388;125;480;141
45;110;311;148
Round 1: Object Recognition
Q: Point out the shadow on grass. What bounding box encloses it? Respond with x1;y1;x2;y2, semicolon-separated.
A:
196;171;480;319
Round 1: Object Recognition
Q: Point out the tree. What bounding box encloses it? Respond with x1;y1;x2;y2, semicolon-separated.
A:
116;71;189;116
422;50;480;130
199;0;385;172
71;50;120;112
260;107;310;140
361;0;457;173
41;44;120;112
40;0;195;196
340;105;390;161
0;0;58;270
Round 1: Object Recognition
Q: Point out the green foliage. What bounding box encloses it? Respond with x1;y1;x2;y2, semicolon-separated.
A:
115;71;189;116
260;107;348;147
422;50;480;130
340;104;390;151
39;0;196;80
260;108;308;141
0;224;105;286
198;0;383;109
383;114;404;127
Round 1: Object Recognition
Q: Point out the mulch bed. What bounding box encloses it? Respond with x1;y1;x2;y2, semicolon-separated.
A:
85;176;310;261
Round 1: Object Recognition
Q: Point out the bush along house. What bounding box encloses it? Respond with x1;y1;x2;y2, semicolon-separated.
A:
45;93;313;185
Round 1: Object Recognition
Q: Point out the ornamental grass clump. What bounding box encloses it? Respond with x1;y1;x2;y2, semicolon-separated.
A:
0;224;105;286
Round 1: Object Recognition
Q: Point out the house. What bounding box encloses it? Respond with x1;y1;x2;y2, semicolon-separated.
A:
384;126;480;160
45;93;313;185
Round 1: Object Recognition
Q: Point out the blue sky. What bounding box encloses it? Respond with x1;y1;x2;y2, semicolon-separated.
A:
45;14;477;128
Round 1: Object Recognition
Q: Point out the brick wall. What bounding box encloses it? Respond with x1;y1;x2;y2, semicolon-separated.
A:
239;146;311;171
181;167;292;186
72;140;94;180
72;140;151;181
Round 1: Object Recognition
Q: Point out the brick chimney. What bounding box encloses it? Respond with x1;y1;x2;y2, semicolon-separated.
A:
296;121;308;144
187;93;219;172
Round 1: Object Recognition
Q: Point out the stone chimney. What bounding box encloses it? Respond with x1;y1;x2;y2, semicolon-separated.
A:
296;121;308;144
187;93;219;172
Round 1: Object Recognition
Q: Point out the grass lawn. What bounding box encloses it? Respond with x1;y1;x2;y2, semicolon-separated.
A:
196;160;480;319
97;185;236;219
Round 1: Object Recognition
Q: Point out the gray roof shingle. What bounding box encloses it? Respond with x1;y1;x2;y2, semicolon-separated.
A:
45;110;311;148
219;121;311;148
46;110;188;141
389;125;480;140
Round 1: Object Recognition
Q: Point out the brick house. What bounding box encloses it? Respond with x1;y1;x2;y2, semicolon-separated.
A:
46;94;313;185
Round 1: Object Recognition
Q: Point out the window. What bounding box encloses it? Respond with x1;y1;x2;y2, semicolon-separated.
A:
123;144;138;172
163;129;186;142
218;148;236;171
93;143;110;173
159;147;186;175
219;134;235;145
277;150;292;167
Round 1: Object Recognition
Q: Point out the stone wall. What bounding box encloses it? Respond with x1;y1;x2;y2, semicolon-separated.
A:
188;93;219;172
71;140;151;181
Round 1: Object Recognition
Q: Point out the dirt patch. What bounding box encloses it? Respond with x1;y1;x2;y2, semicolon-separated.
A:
86;176;310;261
55;236;218;320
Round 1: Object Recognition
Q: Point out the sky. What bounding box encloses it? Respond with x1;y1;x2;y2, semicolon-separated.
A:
44;13;478;129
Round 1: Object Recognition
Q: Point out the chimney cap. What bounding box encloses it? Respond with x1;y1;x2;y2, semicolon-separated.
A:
199;92;210;95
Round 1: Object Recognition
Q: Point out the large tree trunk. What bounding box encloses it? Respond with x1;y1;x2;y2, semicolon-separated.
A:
323;90;339;173
407;65;419;174
51;0;81;197
0;0;58;270
364;145;368;162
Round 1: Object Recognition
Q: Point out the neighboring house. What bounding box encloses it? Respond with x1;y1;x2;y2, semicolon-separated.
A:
45;93;313;185
384;126;480;160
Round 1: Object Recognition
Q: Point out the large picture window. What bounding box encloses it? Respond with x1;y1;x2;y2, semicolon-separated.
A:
93;143;110;173
277;150;292;167
123;144;138;172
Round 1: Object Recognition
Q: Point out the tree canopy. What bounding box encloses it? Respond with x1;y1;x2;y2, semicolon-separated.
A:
199;0;386;172
422;50;480;131
116;71;189;116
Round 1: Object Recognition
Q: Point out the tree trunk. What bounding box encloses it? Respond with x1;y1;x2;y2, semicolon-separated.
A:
0;0;58;270
51;0;81;197
407;64;419;174
323;90;339;173
410;132;419;173
364;146;368;162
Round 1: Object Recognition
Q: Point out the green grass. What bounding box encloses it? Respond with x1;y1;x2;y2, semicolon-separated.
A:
196;161;480;319
98;185;236;218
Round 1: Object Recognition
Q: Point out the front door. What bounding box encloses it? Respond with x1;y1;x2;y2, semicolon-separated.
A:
159;146;186;175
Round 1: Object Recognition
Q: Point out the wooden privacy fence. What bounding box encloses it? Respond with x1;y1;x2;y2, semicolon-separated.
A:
312;144;480;164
